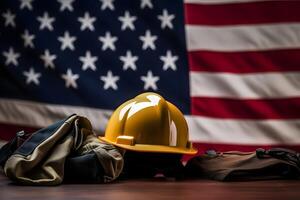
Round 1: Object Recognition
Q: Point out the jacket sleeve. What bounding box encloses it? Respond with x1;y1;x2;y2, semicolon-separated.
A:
66;130;124;183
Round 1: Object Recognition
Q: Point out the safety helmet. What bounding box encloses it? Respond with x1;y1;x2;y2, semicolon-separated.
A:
99;92;197;155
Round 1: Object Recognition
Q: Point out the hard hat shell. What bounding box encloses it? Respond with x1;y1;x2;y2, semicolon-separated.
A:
99;92;197;155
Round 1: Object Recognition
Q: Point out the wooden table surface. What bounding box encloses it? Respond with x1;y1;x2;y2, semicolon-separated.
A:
1;173;300;200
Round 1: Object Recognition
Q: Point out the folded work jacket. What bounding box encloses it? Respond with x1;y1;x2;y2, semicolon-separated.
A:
0;114;124;185
185;148;300;181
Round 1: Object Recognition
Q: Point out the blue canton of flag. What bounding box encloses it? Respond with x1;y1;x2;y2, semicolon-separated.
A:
0;0;190;120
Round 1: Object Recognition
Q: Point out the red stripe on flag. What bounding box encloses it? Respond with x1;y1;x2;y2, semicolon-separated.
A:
188;50;300;73
0;123;39;141
191;97;300;119
185;1;300;25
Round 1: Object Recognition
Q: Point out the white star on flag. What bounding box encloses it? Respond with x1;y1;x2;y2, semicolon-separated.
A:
79;51;98;71
78;12;96;31
100;70;119;90
23;67;41;85
141;70;159;90
100;0;115;11
160;50;178;71
19;0;34;10
158;9;175;29
21;29;35;48
119;50;138;71
61;68;79;89
40;49;56;69
98;32;118;51
37;12;55;31
58;31;77;51
2;10;16;28
118;11;137;31
2;47;20;66
139;30;157;50
57;0;75;12
140;0;153;9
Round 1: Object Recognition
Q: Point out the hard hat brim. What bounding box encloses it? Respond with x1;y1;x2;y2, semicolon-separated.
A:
98;136;198;155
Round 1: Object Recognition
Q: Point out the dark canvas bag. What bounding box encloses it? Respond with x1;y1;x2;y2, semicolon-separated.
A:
0;114;124;185
185;148;300;181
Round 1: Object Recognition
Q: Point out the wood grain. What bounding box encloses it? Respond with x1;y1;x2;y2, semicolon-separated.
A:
0;173;300;200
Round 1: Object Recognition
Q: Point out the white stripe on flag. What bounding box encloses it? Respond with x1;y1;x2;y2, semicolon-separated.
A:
184;0;266;4
186;115;300;145
190;72;300;98
1;98;300;145
0;98;112;133
186;23;300;51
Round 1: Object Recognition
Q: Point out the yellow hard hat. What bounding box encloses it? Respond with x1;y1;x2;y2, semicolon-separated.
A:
99;92;197;155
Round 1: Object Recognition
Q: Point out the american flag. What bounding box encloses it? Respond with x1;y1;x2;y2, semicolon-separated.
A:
0;0;300;154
